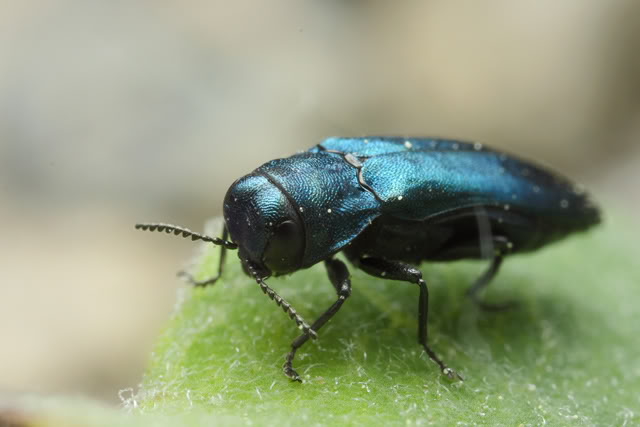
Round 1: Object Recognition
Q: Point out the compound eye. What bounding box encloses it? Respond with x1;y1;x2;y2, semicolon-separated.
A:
263;219;304;273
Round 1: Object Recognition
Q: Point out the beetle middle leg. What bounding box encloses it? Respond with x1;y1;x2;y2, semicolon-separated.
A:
355;256;462;381
178;226;230;287
283;258;352;382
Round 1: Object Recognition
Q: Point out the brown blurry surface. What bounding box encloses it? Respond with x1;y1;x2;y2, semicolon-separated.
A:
0;0;638;402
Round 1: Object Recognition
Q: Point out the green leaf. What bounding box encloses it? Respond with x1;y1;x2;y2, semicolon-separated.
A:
132;216;640;426
11;216;638;426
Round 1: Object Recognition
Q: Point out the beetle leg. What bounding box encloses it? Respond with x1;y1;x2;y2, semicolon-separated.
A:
177;226;230;287
466;236;517;311
283;258;352;382
356;257;463;381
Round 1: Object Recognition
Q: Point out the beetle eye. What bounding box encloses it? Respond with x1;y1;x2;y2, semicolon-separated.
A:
263;219;304;273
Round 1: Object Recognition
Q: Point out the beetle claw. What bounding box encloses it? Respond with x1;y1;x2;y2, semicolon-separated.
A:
283;363;302;383
442;367;464;382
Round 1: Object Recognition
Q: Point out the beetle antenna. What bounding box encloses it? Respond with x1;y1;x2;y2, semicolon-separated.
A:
135;222;238;249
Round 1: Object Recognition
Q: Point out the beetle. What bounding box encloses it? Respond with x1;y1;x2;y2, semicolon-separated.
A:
136;137;600;382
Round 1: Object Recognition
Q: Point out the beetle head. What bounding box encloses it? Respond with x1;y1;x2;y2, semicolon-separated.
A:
224;174;304;276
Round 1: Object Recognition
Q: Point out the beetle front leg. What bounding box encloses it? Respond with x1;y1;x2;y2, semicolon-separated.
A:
356;257;462;381
178;226;230;287
283;258;352;382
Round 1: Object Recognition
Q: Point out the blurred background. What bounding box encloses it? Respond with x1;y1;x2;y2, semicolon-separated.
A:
0;0;638;403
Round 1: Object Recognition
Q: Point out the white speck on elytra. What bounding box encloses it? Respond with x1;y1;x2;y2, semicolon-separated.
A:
452;143;459;150
398;195;403;201
381;271;387;277
299;207;304;212
404;141;412;149
474;142;483;151
327;208;332;214
269;222;273;226
363;139;369;144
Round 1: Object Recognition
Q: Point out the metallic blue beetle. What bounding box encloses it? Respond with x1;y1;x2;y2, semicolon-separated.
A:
137;137;600;381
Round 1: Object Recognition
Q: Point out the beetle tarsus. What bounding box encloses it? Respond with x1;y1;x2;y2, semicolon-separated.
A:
423;343;464;381
283;357;302;382
442;366;464;382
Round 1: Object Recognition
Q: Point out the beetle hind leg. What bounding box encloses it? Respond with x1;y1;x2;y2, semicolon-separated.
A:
466;236;518;311
356;257;462;381
283;258;352;382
